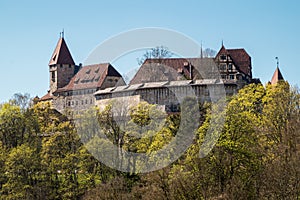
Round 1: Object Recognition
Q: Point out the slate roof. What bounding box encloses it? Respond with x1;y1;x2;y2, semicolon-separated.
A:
55;63;123;92
129;57;220;85
130;58;188;84
49;37;75;66
270;67;284;85
189;58;220;79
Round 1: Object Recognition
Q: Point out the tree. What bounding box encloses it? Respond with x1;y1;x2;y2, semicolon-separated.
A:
0;103;25;148
2;144;41;200
259;82;300;198
137;46;173;65
9;93;31;111
201;48;217;58
40;124;82;199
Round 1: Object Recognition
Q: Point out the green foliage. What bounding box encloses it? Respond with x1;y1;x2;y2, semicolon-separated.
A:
0;103;25;148
2;144;40;200
0;83;299;199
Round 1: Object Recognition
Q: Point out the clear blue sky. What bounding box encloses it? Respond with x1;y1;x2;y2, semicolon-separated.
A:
0;0;299;102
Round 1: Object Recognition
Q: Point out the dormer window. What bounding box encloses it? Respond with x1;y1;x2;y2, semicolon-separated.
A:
220;55;226;61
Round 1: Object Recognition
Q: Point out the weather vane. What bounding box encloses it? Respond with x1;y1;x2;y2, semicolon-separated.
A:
275;57;279;68
59;29;64;38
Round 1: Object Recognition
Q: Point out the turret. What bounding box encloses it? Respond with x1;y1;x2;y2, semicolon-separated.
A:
48;34;78;95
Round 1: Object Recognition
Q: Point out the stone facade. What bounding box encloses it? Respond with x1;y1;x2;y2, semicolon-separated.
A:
41;36;259;114
95;79;241;113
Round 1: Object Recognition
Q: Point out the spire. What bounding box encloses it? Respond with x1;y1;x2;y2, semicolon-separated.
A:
200;41;203;58
270;57;284;85
48;36;75;66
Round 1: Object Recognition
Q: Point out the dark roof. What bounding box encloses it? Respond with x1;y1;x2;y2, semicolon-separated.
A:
130;58;189;85
271;67;284;85
129;58;219;85
55;63;123;92
227;49;251;75
189;58;220;79
49;37;75;66
216;45;251;76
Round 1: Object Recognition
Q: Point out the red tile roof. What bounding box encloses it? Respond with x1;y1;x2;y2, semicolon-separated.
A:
227;48;251;76
40;92;53;101
216;45;251;76
271;67;284;85
55;63;122;92
49;37;75;66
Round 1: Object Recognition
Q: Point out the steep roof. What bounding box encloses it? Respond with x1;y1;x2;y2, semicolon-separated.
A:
227;48;251;75
129;58;219;85
55;63;123;92
270;67;284;85
189;58;220;79
216;46;252;76
49;37;75;66
130;58;190;85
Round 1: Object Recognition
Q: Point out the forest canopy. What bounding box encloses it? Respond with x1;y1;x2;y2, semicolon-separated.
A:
0;81;299;199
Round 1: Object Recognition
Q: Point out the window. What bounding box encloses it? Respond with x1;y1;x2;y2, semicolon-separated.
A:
229;74;235;80
228;63;233;70
219;64;226;70
51;71;55;82
221;75;226;79
220;55;226;60
85;99;88;104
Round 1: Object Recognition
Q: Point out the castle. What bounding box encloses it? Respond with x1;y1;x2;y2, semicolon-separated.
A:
40;35;283;114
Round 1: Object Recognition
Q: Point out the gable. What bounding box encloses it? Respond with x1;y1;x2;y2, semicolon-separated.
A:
215;46;251;77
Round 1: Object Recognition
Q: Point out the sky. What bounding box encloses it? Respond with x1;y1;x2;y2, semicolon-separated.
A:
0;0;299;102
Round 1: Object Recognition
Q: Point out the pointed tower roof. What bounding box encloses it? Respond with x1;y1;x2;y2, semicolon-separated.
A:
216;45;228;56
49;37;75;66
270;67;284;85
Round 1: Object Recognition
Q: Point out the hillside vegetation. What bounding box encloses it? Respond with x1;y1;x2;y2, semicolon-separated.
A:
0;82;299;199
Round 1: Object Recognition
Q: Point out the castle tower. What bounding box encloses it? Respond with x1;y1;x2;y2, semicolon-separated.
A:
48;35;77;95
270;67;284;85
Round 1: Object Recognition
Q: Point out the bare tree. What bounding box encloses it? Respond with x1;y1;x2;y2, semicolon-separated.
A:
201;48;217;58
137;46;173;65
